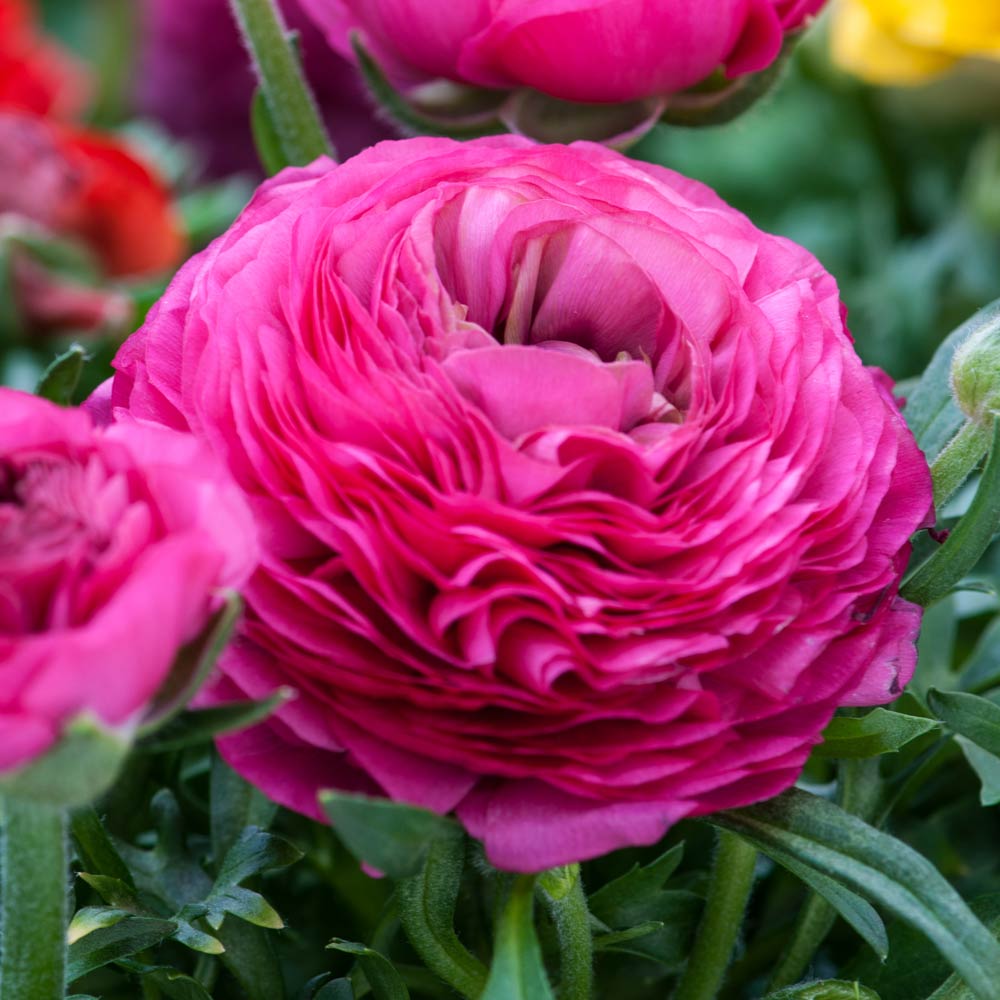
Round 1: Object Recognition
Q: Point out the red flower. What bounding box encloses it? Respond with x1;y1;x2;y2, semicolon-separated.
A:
0;0;88;118
54;126;186;277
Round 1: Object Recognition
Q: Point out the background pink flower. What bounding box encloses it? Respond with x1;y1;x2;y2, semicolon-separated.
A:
0;390;257;774
107;137;931;871
302;0;829;104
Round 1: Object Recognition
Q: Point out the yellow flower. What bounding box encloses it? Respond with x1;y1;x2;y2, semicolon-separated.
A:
831;0;1000;85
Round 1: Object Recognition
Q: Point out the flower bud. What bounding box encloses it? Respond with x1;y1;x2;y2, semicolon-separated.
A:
951;309;1000;422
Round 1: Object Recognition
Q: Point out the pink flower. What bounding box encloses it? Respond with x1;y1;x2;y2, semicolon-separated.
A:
301;0;828;104
0;390;257;774
106;138;931;871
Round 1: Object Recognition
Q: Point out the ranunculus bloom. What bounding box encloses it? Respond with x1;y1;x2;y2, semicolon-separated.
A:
832;0;1000;85
106;138;932;870
136;0;392;178
302;0;828;104
0;0;88;118
0;390;258;774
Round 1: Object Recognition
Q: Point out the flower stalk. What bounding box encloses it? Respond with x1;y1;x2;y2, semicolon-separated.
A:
538;864;594;1000
0;796;68;1000
673;830;757;1000
227;0;334;166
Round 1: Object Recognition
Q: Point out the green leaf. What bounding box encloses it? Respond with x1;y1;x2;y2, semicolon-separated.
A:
711;788;1000;1000
66;915;176;982
764;982;880;1000
588;842;684;928
141;969;215;1000
592;921;666;950
481;876;555;1000
210;753;278;865
70;807;135;888
67;906;130;944
0;715;130;807
141;688;293;752
903;418;1000;607
193;826;302;930
327;940;410;1000
314;981;355;1000
397;835;489;998
251;87;291;175
318;790;462;878
928;689;1000;755
35;343;87;404
815;709;939;759
214;826;304;888
903;298;1000;460
955;736;1000;806
139;593;243;734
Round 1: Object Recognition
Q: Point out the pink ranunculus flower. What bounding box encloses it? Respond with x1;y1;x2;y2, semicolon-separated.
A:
0;389;258;778
105;137;931;871
301;0;829;105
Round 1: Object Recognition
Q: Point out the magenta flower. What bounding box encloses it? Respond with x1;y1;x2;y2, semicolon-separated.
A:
301;0;828;105
105;138;931;871
136;0;392;177
0;390;257;775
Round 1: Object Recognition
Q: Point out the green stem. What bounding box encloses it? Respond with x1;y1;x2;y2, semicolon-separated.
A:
227;0;335;165
538;865;594;1000
930;419;993;510
766;890;837;991
673;831;757;1000
0;797;68;1000
397;837;488;999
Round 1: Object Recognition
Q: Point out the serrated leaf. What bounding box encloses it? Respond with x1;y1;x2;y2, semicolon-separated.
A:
327;940;410;1000
67;907;130;945
480;877;555;1000
66;916;176;982
815;709;939;759
36;343;87;404
903;418;1000;608
318;790;462;878
764;982;880;1000
588;843;684;928
711;789;1000;1000
928;689;1000;755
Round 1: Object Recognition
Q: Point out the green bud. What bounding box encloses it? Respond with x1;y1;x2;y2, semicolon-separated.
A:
951;312;1000;423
